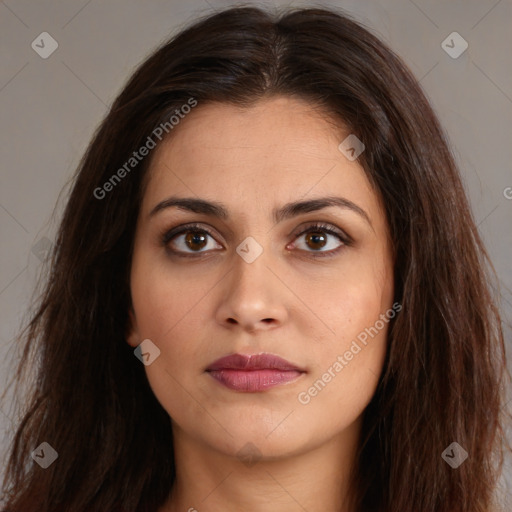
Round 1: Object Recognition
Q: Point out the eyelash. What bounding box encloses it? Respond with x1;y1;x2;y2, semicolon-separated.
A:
160;222;352;259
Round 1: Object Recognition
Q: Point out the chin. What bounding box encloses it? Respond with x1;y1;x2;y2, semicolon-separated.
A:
202;420;315;460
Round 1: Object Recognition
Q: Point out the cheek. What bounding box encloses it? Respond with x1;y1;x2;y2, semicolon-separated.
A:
323;290;388;378
130;252;211;340
320;263;390;344
305;265;391;402
129;254;208;409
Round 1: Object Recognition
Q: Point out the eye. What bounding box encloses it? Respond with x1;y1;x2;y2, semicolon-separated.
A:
161;222;351;258
291;222;349;257
162;223;222;256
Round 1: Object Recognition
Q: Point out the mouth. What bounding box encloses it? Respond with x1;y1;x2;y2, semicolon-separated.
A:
205;353;306;392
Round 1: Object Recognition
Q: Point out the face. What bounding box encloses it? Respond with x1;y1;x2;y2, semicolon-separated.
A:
127;96;394;460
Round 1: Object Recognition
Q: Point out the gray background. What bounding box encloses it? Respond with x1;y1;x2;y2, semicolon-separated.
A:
1;0;511;507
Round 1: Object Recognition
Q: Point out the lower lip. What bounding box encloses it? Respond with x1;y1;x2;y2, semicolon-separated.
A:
207;369;303;391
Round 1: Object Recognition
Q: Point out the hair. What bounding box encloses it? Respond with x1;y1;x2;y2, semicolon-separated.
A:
1;5;509;512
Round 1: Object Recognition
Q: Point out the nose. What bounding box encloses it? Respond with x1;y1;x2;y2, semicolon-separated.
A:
215;247;289;333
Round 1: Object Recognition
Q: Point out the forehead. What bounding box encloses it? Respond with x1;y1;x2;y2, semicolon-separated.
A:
142;96;382;225
150;96;342;171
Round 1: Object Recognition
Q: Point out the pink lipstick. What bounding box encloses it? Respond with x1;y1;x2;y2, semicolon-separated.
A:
206;353;305;392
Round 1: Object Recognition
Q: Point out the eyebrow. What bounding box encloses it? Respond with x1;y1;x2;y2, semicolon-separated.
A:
149;195;372;228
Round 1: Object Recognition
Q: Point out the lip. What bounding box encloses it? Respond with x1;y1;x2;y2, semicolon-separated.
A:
205;353;306;392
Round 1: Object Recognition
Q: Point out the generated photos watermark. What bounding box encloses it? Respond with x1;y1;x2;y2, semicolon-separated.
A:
297;301;402;405
93;97;198;200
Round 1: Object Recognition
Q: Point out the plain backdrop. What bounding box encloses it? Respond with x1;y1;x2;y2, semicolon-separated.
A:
1;0;511;506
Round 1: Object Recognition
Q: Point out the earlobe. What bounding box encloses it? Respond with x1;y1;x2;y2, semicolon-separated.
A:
126;307;140;348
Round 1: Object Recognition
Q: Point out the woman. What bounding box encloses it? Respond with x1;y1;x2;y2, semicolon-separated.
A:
1;6;509;512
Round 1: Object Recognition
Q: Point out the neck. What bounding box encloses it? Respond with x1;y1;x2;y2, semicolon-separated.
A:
160;419;362;512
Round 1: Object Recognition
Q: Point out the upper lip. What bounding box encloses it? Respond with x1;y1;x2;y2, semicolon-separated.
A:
206;353;305;372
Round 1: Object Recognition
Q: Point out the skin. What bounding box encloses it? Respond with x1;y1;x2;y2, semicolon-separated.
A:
126;96;395;512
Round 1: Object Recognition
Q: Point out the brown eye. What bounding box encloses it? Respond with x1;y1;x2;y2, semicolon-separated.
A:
304;231;329;250
183;231;209;251
162;222;349;259
293;223;348;257
162;224;222;255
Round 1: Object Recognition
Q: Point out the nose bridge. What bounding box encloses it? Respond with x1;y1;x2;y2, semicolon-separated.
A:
231;235;274;302
216;234;287;329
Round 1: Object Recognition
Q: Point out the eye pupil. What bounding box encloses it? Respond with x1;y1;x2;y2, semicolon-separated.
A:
306;232;327;250
185;231;208;251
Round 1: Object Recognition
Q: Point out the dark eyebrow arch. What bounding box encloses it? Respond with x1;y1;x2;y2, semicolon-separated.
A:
149;196;372;228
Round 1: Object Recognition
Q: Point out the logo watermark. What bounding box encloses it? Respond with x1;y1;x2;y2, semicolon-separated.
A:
441;442;468;468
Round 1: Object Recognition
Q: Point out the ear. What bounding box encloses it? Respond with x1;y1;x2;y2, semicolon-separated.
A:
126;306;140;348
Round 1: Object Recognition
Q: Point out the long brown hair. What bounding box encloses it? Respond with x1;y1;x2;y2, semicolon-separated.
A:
1;6;509;512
